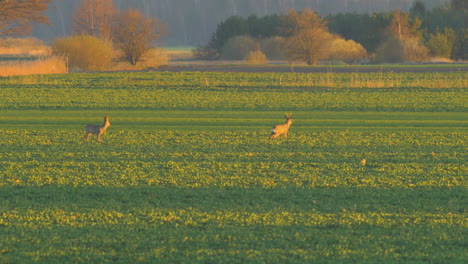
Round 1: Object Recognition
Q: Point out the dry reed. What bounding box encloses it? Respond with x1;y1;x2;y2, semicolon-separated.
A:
0;57;68;77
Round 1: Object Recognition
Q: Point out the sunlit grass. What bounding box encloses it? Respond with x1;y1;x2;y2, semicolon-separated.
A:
0;57;68;77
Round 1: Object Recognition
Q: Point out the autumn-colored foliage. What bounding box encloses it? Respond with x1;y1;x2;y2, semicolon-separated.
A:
281;9;334;65
329;38;368;63
0;0;51;36
112;9;166;65
0;57;67;76
52;35;114;71
73;0;117;40
244;49;267;64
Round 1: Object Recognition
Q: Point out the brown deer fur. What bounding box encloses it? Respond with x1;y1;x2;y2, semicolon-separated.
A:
270;114;293;139
83;116;111;142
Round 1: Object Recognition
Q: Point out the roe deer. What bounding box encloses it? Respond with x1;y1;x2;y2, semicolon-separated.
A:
270;113;293;139
83;116;111;142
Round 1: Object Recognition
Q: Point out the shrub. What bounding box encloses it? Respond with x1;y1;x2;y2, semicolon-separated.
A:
374;36;428;63
52;35;114;71
260;36;287;60
373;37;403;63
222;35;259;60
138;48;168;68
244;50;267;64
329;38;368;63
426;28;457;59
192;46;220;60
401;37;429;62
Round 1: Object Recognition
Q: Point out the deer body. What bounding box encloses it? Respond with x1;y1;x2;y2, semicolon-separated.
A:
83;116;111;142
271;114;293;139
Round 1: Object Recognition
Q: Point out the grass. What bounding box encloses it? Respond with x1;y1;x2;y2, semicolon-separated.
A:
0;110;466;131
0;72;466;113
0;57;68;77
0;71;466;263
1;123;466;262
0;38;64;76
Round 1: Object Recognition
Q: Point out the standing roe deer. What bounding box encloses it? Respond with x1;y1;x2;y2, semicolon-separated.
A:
83;116;111;142
270;113;293;139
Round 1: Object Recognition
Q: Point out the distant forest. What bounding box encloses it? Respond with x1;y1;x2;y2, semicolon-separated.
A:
33;0;449;45
195;1;466;62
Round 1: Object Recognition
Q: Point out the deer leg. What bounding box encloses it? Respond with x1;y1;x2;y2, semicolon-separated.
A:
84;133;91;141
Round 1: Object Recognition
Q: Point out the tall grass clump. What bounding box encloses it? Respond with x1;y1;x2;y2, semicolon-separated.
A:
52;35;115;71
244;49;267;64
0;57;68;77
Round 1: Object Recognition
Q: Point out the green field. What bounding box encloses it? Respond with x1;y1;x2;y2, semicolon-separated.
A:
0;71;467;263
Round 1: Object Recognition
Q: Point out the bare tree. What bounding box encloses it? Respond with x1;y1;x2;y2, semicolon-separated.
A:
112;8;166;65
0;0;51;36
73;0;117;40
281;9;335;65
388;9;423;41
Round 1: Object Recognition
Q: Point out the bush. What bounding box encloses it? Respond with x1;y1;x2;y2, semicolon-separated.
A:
374;36;428;63
329;38;368;63
244;50;267;64
138;48;168;68
52;35;114;71
427;34;452;58
373;37;403;63
402;37;429;62
426;28;457;59
222;35;259;60
192;46;220;60
260;36;287;60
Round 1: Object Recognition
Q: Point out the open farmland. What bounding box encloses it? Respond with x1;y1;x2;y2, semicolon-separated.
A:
0;70;467;263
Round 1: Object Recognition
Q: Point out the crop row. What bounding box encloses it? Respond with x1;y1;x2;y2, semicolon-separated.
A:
2;71;467;89
0;72;466;111
1;205;465;263
1;129;465;188
2;208;465;228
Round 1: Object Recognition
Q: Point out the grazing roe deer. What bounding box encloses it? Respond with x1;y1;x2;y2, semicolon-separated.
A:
270;113;293;139
83;116;111;142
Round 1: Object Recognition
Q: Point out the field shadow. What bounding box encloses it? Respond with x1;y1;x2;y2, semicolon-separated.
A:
1;186;464;213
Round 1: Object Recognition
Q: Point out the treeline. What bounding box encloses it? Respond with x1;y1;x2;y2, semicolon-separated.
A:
0;0;168;71
31;0;448;45
196;0;466;63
